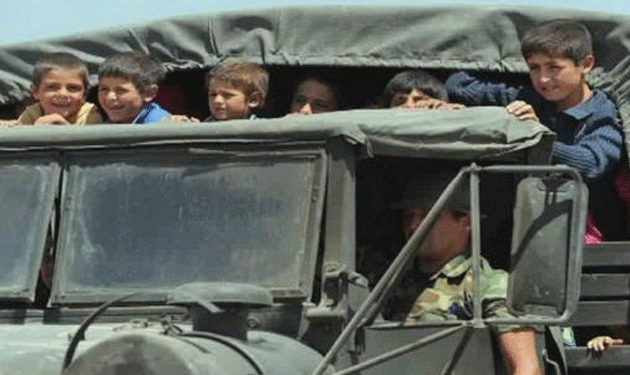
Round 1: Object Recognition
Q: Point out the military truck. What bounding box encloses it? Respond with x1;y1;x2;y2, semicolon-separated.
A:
0;6;629;375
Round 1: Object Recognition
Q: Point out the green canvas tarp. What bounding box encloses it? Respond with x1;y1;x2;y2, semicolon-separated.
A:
1;5;629;160
1;5;630;122
0;107;554;163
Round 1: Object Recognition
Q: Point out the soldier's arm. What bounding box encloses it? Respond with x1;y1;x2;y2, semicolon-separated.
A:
497;327;542;375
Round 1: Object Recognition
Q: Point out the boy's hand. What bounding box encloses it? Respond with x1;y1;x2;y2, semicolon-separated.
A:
428;101;465;110
395;98;465;110
169;115;200;123
34;114;71;125
0;119;19;128
506;101;539;122
587;336;623;353
418;99;464;110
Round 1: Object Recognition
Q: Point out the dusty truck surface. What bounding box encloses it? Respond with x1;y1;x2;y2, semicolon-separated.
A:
0;119;340;375
0;5;630;375
0;109;584;375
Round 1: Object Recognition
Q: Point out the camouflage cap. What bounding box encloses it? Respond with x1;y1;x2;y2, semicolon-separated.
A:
394;169;470;213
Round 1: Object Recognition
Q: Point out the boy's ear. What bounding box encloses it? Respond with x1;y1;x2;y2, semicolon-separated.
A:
581;55;595;74
141;84;159;103
30;84;40;101
247;91;263;110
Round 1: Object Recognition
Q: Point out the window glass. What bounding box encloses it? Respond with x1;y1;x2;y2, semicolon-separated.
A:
56;149;325;300
0;159;58;298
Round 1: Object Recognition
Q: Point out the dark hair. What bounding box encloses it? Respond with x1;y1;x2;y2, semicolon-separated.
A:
98;52;165;92
292;71;345;110
207;59;269;105
381;70;447;107
520;20;593;64
32;53;89;91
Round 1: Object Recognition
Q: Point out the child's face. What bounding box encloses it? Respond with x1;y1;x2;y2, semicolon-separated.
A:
31;69;86;123
526;53;594;111
389;89;439;109
208;81;255;121
290;79;337;115
98;77;151;123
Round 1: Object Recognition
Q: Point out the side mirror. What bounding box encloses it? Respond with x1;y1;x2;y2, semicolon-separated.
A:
507;176;588;321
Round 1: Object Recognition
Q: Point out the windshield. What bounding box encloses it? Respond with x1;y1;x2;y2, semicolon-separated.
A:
0;156;59;301
52;147;326;304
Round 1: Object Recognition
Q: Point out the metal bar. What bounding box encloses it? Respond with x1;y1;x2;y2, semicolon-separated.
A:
482;318;576;325
311;168;469;375
469;165;483;326
566;166;586;320
368;320;464;330
566;346;630;368
580;274;630;298
480;165;583;182
568;300;630;326
331;325;466;375
324;138;356;270
583;242;630;267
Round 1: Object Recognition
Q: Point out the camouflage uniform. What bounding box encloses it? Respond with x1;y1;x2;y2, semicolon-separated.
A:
405;254;518;334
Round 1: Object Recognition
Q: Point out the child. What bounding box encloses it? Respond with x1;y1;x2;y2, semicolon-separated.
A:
9;53;102;125
290;73;341;115
205;60;268;121
382;70;463;110
97;52;171;124
445;20;627;241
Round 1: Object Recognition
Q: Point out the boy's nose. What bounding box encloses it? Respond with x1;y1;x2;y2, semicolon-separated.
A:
401;98;415;108
299;103;313;114
55;87;70;96
104;91;117;101
538;69;552;83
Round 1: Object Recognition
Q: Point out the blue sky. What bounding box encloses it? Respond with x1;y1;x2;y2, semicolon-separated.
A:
1;0;629;46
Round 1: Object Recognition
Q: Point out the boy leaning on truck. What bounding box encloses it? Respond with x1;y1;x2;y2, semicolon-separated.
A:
445;19;627;243
1;52;103;126
382;69;463;110
97;52;172;124
205;59;268;121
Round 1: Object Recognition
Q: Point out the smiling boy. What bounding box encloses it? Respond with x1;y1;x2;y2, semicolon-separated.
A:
445;20;626;241
13;53;103;125
97;52;171;124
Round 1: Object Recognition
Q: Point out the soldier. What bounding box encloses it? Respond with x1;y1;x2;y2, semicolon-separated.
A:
398;171;542;375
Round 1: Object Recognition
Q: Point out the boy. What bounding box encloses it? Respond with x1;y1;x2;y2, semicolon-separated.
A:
290;73;341;115
382;70;463;110
6;53;103;125
446;20;626;241
205;60;268;121
97;52;171;124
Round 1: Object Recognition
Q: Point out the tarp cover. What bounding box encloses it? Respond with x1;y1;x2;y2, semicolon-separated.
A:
1;5;630;122
0;107;554;162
